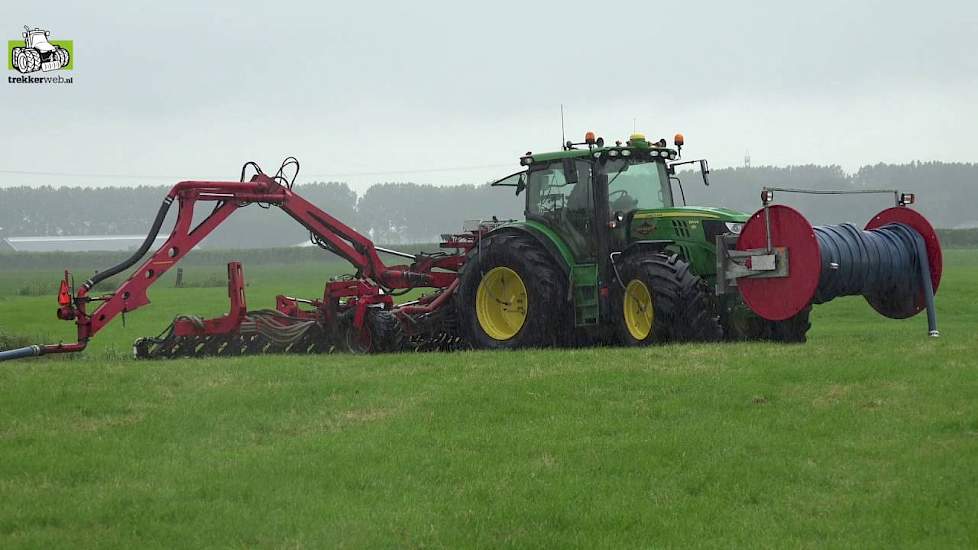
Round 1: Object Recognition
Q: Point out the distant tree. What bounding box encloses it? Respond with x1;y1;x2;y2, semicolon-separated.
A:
2;163;976;247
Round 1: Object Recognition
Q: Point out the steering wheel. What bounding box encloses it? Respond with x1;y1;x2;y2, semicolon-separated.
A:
610;188;639;210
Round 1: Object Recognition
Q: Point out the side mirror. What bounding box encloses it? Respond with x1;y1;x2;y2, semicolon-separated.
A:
562;158;579;185
515;173;526;196
699;159;711;186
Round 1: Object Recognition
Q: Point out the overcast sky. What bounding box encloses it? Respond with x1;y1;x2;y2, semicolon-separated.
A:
2;0;975;193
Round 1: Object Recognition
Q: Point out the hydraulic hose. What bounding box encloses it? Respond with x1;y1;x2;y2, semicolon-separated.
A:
83;197;173;291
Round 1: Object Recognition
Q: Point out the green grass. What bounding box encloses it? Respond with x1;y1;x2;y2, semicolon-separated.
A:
0;252;977;547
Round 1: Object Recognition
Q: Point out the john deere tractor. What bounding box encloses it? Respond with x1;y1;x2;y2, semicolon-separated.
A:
456;131;810;349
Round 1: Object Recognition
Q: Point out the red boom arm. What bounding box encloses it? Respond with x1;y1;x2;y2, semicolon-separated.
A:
41;172;460;357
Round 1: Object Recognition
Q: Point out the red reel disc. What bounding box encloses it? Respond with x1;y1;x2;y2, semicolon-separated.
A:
864;206;943;319
736;205;821;321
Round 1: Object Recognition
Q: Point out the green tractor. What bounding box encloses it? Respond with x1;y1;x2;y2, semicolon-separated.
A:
456;131;811;349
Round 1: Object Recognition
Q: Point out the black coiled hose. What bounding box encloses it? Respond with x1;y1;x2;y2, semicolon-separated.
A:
814;223;921;304
813;222;937;334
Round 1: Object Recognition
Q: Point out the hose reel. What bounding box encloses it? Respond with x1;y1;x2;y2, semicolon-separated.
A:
722;189;942;337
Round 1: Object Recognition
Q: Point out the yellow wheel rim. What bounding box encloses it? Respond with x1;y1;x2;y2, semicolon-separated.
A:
623;279;654;340
476;267;528;341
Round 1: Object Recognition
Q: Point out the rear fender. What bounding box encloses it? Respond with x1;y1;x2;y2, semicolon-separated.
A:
482;225;571;278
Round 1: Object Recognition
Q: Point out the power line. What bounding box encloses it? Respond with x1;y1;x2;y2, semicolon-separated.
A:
305;163;514;179
0;162;517;182
0;169;180;180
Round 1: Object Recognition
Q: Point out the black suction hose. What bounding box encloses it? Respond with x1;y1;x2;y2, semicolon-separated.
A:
0;345;42;362
913;231;939;337
83;197;173;290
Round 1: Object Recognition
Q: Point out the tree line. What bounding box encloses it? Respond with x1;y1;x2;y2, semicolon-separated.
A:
0;161;975;249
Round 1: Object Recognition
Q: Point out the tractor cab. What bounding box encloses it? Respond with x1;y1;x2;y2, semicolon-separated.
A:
23;27;56;52
493;131;684;261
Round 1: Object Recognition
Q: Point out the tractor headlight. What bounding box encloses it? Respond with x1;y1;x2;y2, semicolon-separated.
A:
725;222;744;234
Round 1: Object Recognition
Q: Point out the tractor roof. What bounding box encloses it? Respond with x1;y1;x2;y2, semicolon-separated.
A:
521;132;678;165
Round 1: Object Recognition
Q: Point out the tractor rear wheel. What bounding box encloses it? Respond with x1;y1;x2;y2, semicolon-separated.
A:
55;47;70;69
14;50;31;73
456;233;567;349
614;253;722;345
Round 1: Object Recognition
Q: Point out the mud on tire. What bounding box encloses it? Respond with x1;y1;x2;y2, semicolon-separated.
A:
456;233;568;349
614;253;723;345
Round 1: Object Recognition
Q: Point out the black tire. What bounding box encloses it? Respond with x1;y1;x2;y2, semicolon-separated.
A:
720;296;811;343
614;253;723;345
768;305;812;343
456;233;568;349
10;47;22;70
339;308;404;354
26;50;41;72
56;47;69;68
369;309;405;353
15;51;31;73
719;295;770;341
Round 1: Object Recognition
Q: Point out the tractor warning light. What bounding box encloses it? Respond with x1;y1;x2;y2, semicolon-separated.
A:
585;131;596;144
674;133;684;147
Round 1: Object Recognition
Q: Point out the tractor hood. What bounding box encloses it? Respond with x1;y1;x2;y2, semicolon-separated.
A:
628;206;749;244
631;206;749;224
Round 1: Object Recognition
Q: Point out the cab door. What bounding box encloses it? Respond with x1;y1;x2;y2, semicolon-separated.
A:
525;159;595;260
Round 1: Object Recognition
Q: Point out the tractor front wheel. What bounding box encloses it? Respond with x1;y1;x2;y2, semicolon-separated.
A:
768;305;812;343
24;50;41;73
614;253;722;345
720;298;811;343
456;233;567;349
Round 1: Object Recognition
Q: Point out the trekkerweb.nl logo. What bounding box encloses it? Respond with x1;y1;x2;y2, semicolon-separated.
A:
8;25;73;85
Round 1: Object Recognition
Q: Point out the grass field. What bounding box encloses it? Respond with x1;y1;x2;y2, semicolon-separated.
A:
1;251;977;547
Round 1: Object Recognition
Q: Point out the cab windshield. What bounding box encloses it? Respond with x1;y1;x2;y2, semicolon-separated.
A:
604;159;672;214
